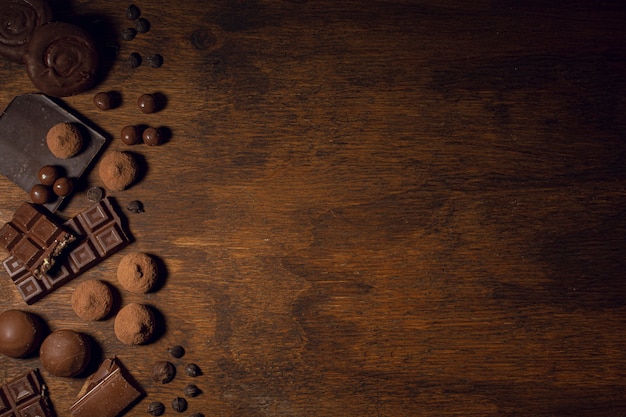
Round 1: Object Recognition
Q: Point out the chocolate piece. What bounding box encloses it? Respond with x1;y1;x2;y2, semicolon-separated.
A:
120;125;141;145
86;186;104;203
24;22;99;97
143;127;162;146
0;202;75;278
39;329;91;377
52;177;73;197
0;309;45;358
93;92;112;110
137;94;155;114
0;369;55;417
3;198;132;304
38;165;62;186
125;4;141;20
126;52;141;68
0;94;107;212
0;0;53;63
135;17;150;34
70;357;143;417
120;28;136;41
146;54;163;68
30;184;52;204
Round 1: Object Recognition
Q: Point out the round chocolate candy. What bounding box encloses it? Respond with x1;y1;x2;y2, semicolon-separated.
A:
24;22;99;97
121;125;141;145
30;183;52;204
93;92;113;110
38;165;61;186
0;309;45;358
53;177;73;196
40;329;91;377
0;0;53;63
143;127;162;146
137;93;156;114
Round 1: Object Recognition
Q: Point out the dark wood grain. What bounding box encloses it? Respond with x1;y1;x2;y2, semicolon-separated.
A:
1;1;626;416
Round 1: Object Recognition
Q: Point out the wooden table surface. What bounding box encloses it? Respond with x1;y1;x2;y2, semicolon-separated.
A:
1;1;626;416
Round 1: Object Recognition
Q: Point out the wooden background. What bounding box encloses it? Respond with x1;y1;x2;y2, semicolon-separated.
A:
1;1;626;416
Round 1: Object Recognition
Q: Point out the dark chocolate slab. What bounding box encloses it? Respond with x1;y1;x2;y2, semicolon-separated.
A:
0;93;107;212
3;197;131;304
0;201;75;278
0;369;56;417
70;357;143;417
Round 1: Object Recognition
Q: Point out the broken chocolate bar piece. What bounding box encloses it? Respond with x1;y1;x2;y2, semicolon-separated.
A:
0;368;56;417
0;202;75;278
3;197;131;304
0;94;107;212
70;357;143;417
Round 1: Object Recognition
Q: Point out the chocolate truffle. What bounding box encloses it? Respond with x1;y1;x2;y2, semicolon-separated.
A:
40;329;91;377
117;252;159;293
71;280;113;321
114;303;155;345
0;309;45;358
46;122;83;159
24;22;99;97
98;151;139;191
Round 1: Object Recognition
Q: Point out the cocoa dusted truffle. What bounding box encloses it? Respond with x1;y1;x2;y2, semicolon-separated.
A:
117;252;159;293
98;151;139;191
0;309;45;358
71;280;114;321
114;303;155;345
46;122;83;159
40;329;91;377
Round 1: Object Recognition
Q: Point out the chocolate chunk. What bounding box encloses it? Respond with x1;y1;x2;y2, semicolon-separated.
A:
24;22;99;97
3;198;132;304
0;0;53;63
0;369;55;417
70;357;144;417
0;202;75;278
0;94;107;212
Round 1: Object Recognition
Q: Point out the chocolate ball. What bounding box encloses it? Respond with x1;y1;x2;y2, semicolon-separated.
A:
137;94;156;114
117;252;159;293
71;280;113;321
53;177;73;197
93;92;113;110
121;125;142;145
46;122;83;159
142;127;162;146
30;184;52;204
38;165;62;186
98;151;139;191
114;303;155;345
0;310;45;358
40;329;91;377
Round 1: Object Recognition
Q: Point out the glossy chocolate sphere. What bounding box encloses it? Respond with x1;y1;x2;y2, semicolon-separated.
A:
40;329;91;377
0;309;45;358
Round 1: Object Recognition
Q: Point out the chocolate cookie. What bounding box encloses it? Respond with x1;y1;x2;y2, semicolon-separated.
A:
0;0;53;63
24;22;98;97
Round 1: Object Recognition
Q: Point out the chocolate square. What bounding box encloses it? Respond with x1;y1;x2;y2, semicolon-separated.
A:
0;369;55;417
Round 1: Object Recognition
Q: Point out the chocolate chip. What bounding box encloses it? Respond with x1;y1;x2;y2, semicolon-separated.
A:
127;52;141;68
147;401;165;416
136;17;150;33
171;397;187;413
126;4;141;20
121;28;137;41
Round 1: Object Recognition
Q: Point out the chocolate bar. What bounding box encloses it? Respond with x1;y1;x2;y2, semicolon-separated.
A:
3;198;131;304
0;202;75;278
0;94;107;212
0;369;56;417
70;357;143;417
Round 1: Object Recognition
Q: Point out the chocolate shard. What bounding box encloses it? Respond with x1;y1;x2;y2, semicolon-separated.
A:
0;368;56;417
3;197;132;304
70;357;143;417
0;202;75;278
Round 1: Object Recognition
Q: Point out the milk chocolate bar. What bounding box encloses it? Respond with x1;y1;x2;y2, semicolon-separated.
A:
3;198;131;304
70;358;143;417
0;202;75;278
0;94;107;212
0;369;56;417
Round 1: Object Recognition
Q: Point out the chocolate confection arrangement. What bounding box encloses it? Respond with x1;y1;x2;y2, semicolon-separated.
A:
0;2;202;416
0;94;107;212
3;197;132;304
0;202;75;278
0;369;55;417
